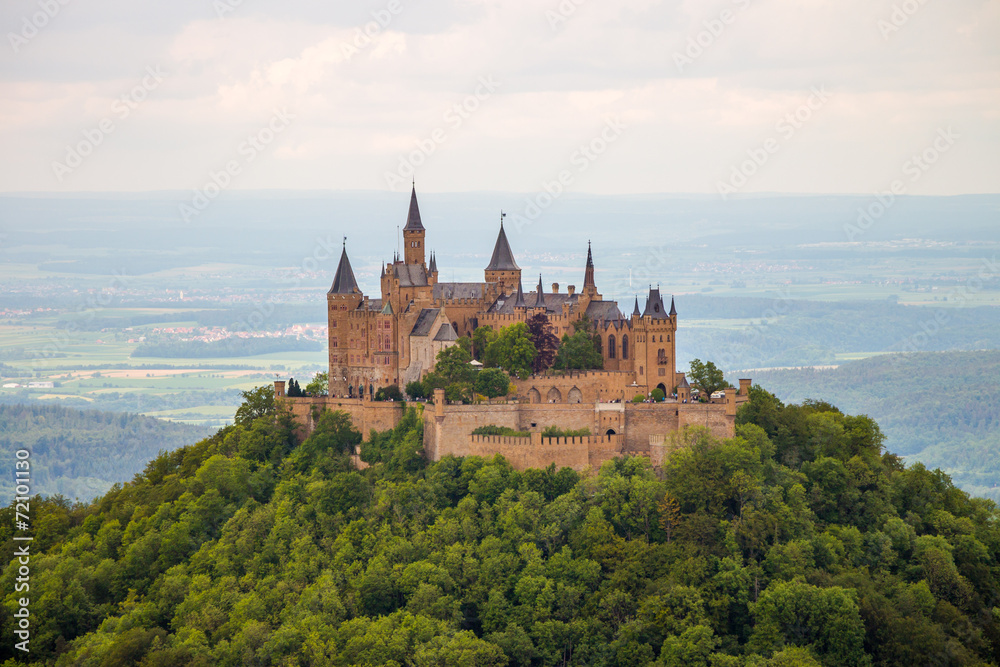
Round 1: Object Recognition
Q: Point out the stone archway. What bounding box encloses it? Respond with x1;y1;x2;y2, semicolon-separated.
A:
606;428;617;436
547;386;562;403
528;388;541;404
568;386;583;404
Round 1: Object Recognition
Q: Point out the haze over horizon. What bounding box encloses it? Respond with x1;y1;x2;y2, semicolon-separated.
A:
1;0;997;197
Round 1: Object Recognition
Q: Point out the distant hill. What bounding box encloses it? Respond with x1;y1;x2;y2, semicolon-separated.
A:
750;351;1000;501
0;404;214;503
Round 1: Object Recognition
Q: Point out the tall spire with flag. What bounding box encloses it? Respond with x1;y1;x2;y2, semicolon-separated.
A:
402;183;426;266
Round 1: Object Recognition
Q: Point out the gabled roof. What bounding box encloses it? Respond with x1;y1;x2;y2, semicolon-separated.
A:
433;322;458;341
381;301;394;315
410;308;441;337
678;375;690;389
404;184;424;231
434;282;484;300
486;221;520;271
393;263;428;287
329;246;360;294
586;300;624;322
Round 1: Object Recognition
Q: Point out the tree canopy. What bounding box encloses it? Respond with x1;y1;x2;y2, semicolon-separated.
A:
3;388;999;666
484;322;537;380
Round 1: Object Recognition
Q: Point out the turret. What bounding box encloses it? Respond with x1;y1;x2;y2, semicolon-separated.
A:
403;184;425;266
485;214;521;293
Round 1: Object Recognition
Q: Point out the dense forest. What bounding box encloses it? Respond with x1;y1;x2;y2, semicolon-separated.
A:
1;387;998;666
753;351;1000;501
0;405;211;503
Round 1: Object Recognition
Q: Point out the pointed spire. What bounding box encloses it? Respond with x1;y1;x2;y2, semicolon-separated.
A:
380;262;385;279
429;251;437;273
329;243;360;294
513;281;527;308
404;183;424;231
534;274;545;308
486;215;520;271
632;296;640;316
583;242;596;290
669;296;677;317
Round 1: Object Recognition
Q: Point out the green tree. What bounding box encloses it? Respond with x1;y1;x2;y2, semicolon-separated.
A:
484;322;537;379
234;385;275;427
434;344;475;385
472;325;498;362
305;371;328;396
552;330;603;371
406;380;428;400
474;368;511;402
688;359;729;397
375;385;404;402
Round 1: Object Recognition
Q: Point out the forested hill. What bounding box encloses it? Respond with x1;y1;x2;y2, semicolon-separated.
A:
2;389;999;666
750;351;1000;501
0;404;212;503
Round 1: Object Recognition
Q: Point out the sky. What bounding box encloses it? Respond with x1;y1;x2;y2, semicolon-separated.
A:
0;0;997;196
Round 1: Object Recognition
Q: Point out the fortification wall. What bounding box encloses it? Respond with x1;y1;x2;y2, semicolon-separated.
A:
464;433;621;472
281;395;405;441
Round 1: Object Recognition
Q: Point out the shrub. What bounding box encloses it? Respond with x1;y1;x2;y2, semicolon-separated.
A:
472;425;530;437
541;426;591;438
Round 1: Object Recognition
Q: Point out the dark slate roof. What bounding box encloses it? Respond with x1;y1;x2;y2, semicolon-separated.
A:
586;242;594;269
381;301;393;315
632;297;640;316
410;308;441;336
513;282;527;308
534;275;545;308
329;246;360;294
404;185;424;231
643;288;668;319
490;290;578;314
669;296;677;317
428;252;437;273
394;263;428;287
433;282;484;300
678;375;690;389
433;322;458;341
587;300;624;322
486;222;520;271
366;299;384;311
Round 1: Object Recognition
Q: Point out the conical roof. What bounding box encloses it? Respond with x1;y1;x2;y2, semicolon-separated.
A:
486;220;520;271
632;297;640;316
428;251;437;273
329;245;360;294
513;281;527;308
586;241;594;269
404;184;424;231
669;296;677;317
534;274;545;308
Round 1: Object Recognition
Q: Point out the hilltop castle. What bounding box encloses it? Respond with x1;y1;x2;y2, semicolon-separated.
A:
326;185;682;400
278;187;752;472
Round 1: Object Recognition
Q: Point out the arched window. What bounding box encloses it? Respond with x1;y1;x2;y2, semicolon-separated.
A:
622;335;629;359
608;335;616;359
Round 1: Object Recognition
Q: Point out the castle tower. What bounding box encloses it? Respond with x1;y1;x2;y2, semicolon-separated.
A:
485;215;521;293
635;287;677;396
583;241;597;297
403;184;425;266
428;251;438;285
327;243;363;397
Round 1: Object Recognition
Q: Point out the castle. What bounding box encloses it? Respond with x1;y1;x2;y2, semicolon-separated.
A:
278;186;752;471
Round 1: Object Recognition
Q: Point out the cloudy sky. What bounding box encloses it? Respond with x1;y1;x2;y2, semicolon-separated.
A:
1;0;997;195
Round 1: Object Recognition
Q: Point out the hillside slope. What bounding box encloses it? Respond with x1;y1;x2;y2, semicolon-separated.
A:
1;393;998;666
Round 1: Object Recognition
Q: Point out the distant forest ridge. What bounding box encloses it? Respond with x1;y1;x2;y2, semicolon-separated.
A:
0;404;213;503
751;350;1000;501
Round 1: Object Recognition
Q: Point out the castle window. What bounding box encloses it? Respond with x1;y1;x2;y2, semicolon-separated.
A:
667;335;671;342
622;335;629;359
608;335;616;359
659;368;666;376
639;366;644;375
